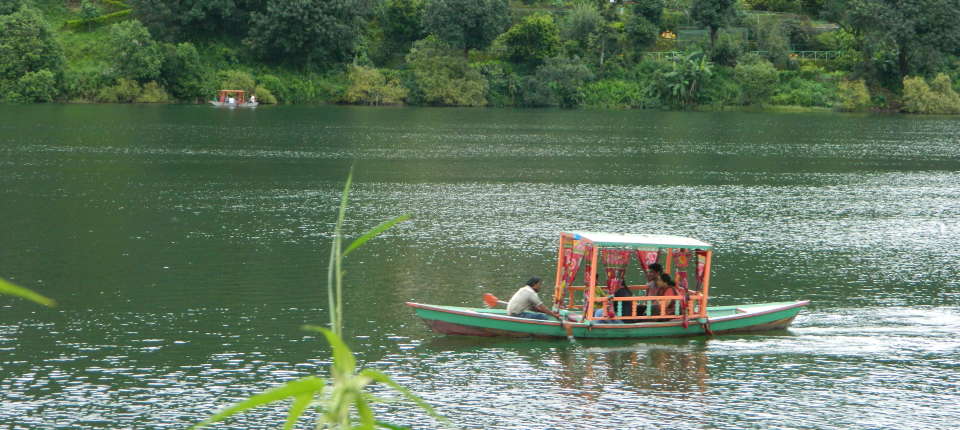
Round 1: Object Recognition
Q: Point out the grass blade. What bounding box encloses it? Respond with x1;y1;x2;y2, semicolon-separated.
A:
343;214;411;257
192;377;325;429
0;277;55;307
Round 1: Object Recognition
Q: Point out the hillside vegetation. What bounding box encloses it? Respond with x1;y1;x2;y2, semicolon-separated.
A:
3;0;960;113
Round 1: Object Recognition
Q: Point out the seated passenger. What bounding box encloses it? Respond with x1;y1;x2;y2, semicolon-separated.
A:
506;277;561;320
650;273;681;320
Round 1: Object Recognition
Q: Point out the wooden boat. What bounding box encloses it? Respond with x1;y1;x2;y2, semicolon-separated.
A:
210;89;258;108
407;231;809;339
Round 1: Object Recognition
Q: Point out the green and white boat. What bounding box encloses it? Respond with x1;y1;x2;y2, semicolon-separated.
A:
407;231;808;339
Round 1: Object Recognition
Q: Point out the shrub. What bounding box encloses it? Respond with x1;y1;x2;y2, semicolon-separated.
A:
217;70;256;93
61;67;111;101
473;60;519;107
96;77;141;103
771;77;833;107
835;79;870;111
901;74;960;114
342;65;407;105
257;74;288;103
734;57;778;105
703;67;742;107
8;69;58;102
79;0;102;20
253;86;276;104
578;79;650;109
532;56;593;108
0;7;64;84
135;81;169;102
405;36;487;106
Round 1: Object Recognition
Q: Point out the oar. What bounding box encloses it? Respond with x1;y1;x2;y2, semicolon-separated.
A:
559;310;575;342
482;293;508;308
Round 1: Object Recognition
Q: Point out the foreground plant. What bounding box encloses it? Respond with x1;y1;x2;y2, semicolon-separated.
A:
0;277;56;307
194;170;449;429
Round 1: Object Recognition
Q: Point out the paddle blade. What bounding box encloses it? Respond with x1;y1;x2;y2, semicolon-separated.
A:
483;293;500;308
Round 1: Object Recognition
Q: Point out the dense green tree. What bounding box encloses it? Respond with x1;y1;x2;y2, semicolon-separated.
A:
838;0;960;82
531;56;594;108
710;29;744;66
381;0;426;52
690;0;737;47
624;11;659;53
246;0;364;68
108;20;164;82
500;13;561;68
561;1;603;57
754;19;790;67
342;65;408;105
633;0;664;25
0;0;20;15
160;42;208;101
79;0;101;20
422;0;509;56
130;0;258;40
9;69;57;102
0;6;63;93
405;36;487;105
836;79;870;110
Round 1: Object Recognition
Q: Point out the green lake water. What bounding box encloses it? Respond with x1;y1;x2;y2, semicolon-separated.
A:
1;104;958;428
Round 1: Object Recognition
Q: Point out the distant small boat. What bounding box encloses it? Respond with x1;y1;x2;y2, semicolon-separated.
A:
210;89;258;108
407;231;809;339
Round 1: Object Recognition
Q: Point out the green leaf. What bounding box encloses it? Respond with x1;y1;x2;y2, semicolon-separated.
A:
375;421;413;430
343;214;411;257
0;277;55;307
282;392;314;430
192;377;325;429
303;326;356;378
360;369;453;428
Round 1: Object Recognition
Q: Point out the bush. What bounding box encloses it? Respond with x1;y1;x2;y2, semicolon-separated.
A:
405;36;487;106
61;67;111;101
96;77;141;103
530;56;593;108
703;67;741;107
0;7;64;84
836;79;870;111
253;86;276;104
473;60;519;106
256;74;288;102
341;65;407;105
734;56;778;105
79;0;102;20
578;79;650;109
218;70;256;93
771;77;833;107
901;74;960;114
135;81;169;102
8;69;58;102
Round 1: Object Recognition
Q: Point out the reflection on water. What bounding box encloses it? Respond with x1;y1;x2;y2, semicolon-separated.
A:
1;105;959;429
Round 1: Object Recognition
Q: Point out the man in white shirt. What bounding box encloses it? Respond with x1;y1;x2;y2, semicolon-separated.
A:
506;277;561;320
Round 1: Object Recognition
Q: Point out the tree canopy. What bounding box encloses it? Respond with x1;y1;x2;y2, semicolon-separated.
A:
423;0;510;55
245;0;365;68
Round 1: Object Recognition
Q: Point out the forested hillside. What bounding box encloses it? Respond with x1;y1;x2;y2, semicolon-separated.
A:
3;0;960;113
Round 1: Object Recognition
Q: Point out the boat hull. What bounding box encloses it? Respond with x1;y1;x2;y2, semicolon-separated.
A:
209;101;259;108
406;301;808;339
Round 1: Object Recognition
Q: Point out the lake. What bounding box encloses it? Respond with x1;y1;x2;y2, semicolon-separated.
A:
1;104;958;429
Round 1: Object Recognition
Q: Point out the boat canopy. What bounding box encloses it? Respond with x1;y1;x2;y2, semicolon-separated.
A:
562;231;712;250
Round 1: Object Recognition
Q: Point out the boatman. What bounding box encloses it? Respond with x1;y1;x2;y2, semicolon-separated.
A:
507;277;562;321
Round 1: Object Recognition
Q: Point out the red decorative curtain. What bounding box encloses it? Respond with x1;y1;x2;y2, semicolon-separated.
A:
602;249;630;294
636;250;659;272
561;240;590;289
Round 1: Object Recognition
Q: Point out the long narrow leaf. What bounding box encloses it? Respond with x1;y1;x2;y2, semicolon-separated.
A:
282;392;314;430
0;277;55;307
192;377;325;429
343;214;411;257
360;369;453;428
354;392;377;429
302;325;356;378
